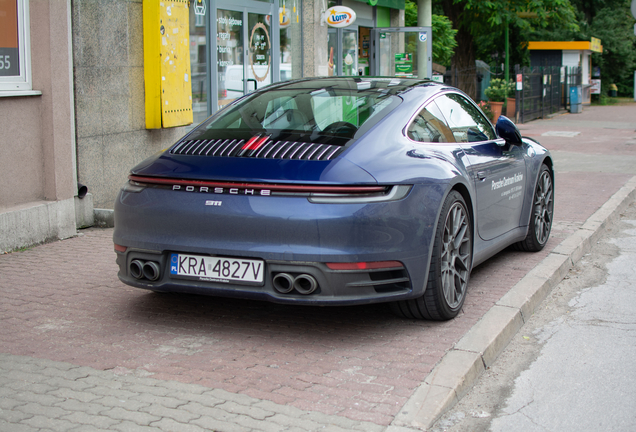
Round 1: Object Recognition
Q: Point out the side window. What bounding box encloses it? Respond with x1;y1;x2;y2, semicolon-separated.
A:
434;94;496;143
407;102;454;143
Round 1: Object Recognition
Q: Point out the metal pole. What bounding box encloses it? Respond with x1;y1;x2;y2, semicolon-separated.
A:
505;20;509;84
417;0;432;78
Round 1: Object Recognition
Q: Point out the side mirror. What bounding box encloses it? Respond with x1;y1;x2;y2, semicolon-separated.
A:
495;115;522;145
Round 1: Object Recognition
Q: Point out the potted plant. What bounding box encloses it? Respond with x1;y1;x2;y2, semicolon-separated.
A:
484;78;514;122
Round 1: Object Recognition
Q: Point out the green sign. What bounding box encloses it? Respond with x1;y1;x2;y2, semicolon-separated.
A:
395;63;413;74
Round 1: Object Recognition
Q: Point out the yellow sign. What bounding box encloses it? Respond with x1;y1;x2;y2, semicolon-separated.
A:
591;37;602;53
143;0;193;129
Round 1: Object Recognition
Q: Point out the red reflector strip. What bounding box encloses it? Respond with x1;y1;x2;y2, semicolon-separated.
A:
326;261;404;271
128;175;387;194
114;244;127;253
248;136;270;151
241;135;270;151
241;135;261;150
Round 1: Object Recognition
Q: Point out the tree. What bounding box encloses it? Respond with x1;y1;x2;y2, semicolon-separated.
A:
531;0;636;96
435;0;579;98
405;1;457;67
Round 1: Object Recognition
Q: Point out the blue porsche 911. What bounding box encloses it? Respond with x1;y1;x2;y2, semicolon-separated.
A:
113;77;553;320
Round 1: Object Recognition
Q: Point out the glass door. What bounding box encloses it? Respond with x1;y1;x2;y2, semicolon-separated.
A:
216;9;245;109
214;3;276;111
370;27;432;79
327;26;359;76
342;29;358;76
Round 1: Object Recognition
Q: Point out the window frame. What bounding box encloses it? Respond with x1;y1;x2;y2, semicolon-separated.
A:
0;0;34;94
405;100;456;144
435;93;497;143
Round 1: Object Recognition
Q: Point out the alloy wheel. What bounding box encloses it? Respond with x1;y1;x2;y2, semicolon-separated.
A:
440;202;471;308
533;170;553;245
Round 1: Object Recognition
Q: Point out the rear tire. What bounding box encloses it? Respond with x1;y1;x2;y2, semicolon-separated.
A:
513;164;553;252
391;191;472;320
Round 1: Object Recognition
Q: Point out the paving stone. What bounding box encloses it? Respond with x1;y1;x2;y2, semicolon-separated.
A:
148;418;208;432
131;393;187;409
0;407;33;423
189;416;252;432
109;420;164;432
20;414;78;431
54;399;106;416
14;401;69;418
61;411;120;429
0;418;39;432
215;400;275;420
139;404;200;424
99;407;161;425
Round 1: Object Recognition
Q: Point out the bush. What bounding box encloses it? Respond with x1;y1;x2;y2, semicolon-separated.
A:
484;78;514;102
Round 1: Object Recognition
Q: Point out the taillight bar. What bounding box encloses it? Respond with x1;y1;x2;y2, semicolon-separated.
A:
128;175;387;194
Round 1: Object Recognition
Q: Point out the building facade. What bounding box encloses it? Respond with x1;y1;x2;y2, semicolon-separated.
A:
2;0;431;251
0;0;82;252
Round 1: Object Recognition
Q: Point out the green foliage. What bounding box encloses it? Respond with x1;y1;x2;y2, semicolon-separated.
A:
591;93;618;106
527;0;636;97
432;15;458;67
484;78;514;102
405;1;457;67
435;0;579;66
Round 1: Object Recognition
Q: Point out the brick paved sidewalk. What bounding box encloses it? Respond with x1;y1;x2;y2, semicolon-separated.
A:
2;103;635;431
1;353;385;432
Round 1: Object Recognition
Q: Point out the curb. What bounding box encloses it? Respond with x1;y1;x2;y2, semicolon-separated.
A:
390;175;636;431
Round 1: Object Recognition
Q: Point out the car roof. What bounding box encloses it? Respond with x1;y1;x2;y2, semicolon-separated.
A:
261;76;453;99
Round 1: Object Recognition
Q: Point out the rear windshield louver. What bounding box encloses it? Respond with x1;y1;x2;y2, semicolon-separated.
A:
170;139;342;161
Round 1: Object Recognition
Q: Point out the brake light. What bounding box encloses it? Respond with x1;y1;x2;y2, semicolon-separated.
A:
326;261;404;271
114;244;127;253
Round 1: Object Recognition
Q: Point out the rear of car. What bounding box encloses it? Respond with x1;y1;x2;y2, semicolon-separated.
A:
113;78;444;305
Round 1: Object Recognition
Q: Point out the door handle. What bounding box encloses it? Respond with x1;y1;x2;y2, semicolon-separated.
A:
477;171;487;181
245;78;257;91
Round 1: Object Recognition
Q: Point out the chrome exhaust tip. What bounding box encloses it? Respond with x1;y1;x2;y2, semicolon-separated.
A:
142;261;161;281
272;273;295;294
130;259;144;279
294;274;318;295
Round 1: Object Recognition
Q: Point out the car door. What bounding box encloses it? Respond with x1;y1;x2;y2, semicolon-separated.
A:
433;93;526;241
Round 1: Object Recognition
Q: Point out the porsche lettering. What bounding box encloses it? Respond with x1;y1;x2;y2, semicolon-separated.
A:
173;185;271;196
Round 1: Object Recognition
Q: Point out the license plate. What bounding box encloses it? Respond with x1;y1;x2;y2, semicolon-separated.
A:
169;253;264;284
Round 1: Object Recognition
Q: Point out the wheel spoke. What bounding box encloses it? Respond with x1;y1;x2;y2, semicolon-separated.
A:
440;202;471;309
532;171;554;245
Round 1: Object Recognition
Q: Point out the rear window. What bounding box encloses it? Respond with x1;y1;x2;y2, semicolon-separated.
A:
186;79;402;146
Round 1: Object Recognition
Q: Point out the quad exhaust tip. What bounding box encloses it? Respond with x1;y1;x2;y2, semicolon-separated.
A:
273;273;318;295
129;259;160;281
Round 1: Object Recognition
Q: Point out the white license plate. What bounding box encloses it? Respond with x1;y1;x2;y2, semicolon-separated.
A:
170;253;264;284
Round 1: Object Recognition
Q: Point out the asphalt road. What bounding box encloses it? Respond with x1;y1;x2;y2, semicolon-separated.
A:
430;196;636;432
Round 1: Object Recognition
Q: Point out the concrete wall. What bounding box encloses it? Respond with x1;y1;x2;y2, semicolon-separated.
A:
0;0;78;252
71;0;184;210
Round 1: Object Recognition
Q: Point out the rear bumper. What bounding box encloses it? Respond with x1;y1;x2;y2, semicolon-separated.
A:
116;249;420;305
113;183;445;305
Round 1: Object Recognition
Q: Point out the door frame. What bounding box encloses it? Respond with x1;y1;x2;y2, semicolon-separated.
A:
210;0;280;112
370;26;432;78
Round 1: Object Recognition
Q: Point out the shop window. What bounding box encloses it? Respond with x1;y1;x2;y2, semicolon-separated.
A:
279;0;301;81
189;3;209;125
0;0;33;93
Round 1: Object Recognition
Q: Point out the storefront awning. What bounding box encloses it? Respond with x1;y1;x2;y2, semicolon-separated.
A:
527;40;603;54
